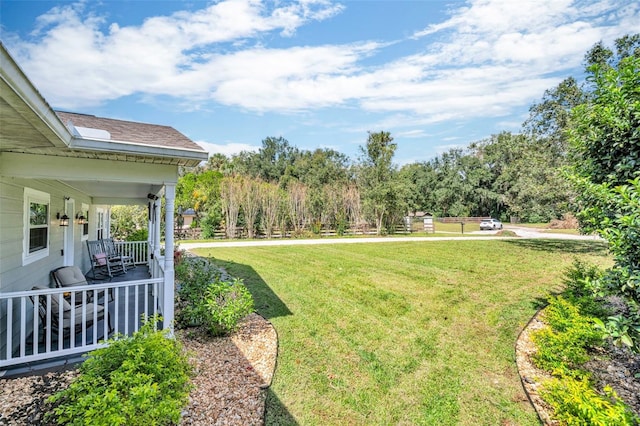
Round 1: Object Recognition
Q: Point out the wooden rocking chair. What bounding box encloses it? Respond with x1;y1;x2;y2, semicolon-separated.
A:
87;240;126;279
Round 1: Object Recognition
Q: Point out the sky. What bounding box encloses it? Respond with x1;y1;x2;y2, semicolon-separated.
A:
1;0;638;165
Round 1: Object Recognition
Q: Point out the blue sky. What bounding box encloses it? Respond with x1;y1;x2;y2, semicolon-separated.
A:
1;0;638;165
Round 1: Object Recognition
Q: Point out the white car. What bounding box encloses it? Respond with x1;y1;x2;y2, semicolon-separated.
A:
479;218;503;230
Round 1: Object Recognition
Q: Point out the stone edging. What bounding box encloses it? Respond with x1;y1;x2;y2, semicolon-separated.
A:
515;309;559;426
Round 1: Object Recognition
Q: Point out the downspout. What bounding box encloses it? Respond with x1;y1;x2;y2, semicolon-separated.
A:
154;199;161;260
147;201;153;266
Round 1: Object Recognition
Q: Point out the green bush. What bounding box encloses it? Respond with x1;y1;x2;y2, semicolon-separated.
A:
541;376;638;425
562;259;610;318
335;218;348;236
175;256;254;335
531;296;604;377
203;278;254;336
125;228;148;242
532;294;639;424
201;208;222;239
175;256;221;327
48;317;192;425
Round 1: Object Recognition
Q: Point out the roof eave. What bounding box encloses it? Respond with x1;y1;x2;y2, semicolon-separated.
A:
0;43;73;148
69;136;208;166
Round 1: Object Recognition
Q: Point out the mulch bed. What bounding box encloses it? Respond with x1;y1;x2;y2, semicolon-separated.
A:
0;313;277;426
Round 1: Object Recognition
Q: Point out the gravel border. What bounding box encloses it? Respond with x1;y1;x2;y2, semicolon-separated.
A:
0;313;278;425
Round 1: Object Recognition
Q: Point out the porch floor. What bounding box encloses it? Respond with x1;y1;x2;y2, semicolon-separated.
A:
2;264;163;378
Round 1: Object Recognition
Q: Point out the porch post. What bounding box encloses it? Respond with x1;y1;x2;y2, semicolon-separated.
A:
163;183;176;334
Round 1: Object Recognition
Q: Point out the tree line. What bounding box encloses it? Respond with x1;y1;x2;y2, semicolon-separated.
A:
172;35;637;240
115;35;639;348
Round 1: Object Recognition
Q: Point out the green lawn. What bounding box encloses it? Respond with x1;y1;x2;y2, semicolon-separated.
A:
192;239;609;425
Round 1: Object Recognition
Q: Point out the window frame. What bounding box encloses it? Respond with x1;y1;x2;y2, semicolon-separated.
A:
96;208;105;240
23;188;51;265
81;203;89;241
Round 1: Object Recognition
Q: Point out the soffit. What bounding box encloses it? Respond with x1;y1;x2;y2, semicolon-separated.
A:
0;80;68;150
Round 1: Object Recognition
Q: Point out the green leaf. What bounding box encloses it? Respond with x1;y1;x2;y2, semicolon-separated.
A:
621;334;634;348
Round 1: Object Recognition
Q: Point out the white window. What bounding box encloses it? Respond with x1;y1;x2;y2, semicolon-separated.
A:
23;188;50;265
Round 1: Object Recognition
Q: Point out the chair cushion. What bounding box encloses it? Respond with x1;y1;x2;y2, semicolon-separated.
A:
32;286;72;315
50;294;73;316
94;253;107;266
53;266;88;288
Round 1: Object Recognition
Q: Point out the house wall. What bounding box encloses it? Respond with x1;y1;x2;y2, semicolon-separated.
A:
0;176;95;291
0;175;93;357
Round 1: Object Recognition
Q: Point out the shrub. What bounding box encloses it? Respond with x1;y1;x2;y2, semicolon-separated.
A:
532;295;639;424
541;376;638;425
48;317;192;425
175;257;221;327
562;259;611;320
336;218;348;236
201;209;222;239
175;256;254;335
203;278;254;336
531;296;604;377
125;229;148;242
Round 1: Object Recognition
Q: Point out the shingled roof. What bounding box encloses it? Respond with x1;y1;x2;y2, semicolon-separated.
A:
56;111;205;152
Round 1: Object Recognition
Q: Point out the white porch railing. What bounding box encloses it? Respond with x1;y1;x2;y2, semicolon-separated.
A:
114;240;149;265
0;278;163;369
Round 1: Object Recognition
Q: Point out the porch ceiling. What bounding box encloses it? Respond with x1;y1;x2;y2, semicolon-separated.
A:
58;180;164;205
0;151;172;204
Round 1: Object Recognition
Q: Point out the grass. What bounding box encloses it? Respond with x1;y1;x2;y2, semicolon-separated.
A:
191;239;610;425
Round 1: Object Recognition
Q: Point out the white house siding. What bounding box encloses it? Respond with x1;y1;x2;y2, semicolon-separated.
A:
0;175;92;358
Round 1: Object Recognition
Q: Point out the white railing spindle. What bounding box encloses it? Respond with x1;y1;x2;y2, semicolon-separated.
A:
1;275;163;369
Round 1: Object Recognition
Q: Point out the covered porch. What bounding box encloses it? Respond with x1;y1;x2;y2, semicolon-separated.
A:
0;44;208;373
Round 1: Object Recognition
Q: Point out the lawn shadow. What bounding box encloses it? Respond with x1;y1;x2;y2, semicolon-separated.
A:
504;239;608;256
204;256;293;320
202;257;297;424
264;388;300;425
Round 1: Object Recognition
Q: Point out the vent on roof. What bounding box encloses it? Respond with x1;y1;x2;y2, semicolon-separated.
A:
75;126;111;140
65;120;111;140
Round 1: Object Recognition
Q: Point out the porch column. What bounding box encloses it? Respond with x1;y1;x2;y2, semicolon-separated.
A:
163;183;176;334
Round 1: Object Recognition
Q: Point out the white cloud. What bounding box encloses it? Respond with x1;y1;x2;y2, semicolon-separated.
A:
6;0;638;130
8;0;347;108
196;141;260;157
396;129;430;139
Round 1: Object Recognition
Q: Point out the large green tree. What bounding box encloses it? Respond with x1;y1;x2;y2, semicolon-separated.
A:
475;132;571;222
294;148;350;229
568;35;640;350
524;77;586;155
357;131;407;234
233;137;300;185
